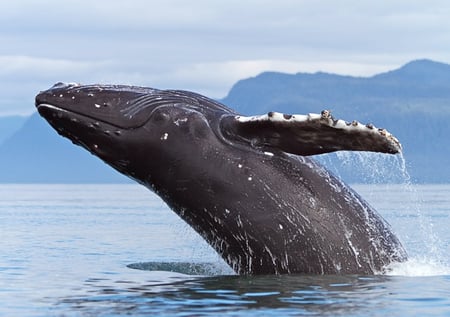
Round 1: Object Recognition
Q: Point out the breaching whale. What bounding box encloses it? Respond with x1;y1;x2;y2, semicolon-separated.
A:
35;83;407;275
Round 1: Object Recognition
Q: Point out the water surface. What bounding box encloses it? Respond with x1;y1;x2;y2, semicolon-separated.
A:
0;184;449;316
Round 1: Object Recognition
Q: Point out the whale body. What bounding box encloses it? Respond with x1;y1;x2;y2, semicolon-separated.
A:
35;83;407;274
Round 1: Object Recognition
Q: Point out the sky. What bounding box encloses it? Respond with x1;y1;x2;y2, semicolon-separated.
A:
2;0;450;116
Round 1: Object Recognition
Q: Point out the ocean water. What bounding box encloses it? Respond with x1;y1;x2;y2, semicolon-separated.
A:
0;183;449;316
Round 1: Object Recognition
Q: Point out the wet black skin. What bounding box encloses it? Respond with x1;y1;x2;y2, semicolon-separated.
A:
36;83;407;275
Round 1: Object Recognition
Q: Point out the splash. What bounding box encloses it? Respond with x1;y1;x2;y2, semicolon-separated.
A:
318;151;448;277
386;257;450;276
316;151;409;183
394;153;445;269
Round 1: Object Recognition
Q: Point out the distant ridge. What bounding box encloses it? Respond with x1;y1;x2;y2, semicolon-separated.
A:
222;59;450;115
0;116;27;145
0;59;449;183
374;59;450;83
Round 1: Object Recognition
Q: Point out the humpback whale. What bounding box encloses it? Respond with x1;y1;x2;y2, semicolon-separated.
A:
35;83;407;275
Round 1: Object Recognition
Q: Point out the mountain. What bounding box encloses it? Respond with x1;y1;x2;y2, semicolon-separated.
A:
223;59;450;116
0;116;28;145
0;59;448;183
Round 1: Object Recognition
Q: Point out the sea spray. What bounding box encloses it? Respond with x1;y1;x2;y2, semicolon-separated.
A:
170;207;234;274
316;151;409;184
318;151;449;276
395;153;448;274
387;257;450;276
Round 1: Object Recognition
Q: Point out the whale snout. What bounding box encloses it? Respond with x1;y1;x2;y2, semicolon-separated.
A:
35;83;161;129
35;82;81;106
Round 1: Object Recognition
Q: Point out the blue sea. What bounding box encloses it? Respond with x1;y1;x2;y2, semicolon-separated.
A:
0;183;449;316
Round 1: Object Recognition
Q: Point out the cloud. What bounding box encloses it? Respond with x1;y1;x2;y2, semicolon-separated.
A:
0;56;113;79
2;1;450;116
158;59;399;98
0;56;114;116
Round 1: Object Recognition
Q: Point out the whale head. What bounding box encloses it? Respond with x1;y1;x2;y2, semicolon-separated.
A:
35;83;229;187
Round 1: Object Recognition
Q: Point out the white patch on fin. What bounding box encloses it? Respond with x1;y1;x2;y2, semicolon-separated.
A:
235;110;401;151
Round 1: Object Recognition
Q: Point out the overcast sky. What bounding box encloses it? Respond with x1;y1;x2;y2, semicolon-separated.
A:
1;0;450;116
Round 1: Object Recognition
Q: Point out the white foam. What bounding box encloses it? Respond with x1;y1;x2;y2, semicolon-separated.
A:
386;257;450;277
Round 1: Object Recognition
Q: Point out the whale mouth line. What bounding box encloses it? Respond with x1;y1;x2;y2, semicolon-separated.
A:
36;103;68;112
36;103;129;130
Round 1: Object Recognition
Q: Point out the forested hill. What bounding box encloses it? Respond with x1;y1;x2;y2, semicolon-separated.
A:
222;59;450;183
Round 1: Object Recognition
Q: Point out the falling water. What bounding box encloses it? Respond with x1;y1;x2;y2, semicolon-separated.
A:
317;151;409;184
386;153;448;275
317;151;450;276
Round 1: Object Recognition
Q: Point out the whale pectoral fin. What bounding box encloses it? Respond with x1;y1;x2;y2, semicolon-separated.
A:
221;110;402;156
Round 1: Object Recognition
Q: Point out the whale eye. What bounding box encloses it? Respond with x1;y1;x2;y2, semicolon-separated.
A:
188;114;210;139
152;111;170;124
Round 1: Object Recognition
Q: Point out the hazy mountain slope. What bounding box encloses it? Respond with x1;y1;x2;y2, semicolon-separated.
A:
0;116;27;145
0;113;129;183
